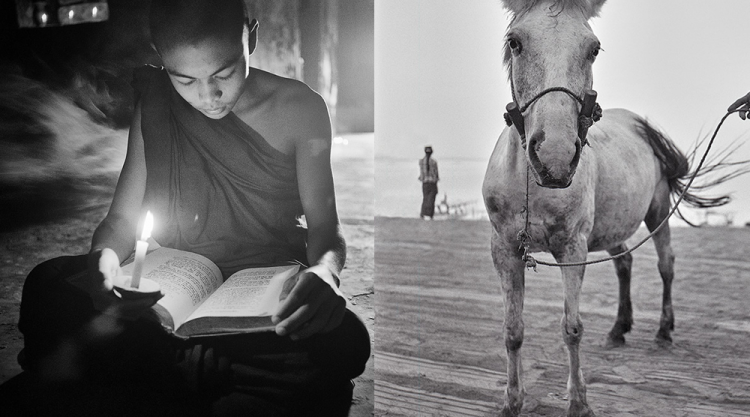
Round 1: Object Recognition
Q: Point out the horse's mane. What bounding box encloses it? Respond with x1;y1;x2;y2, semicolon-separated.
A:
501;0;605;20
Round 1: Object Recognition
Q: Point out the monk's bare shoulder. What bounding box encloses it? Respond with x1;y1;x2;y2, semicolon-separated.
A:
237;69;331;153
270;73;332;140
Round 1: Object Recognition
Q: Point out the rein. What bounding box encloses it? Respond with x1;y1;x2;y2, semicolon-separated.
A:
517;109;745;270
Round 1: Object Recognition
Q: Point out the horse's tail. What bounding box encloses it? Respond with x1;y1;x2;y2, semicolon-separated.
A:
635;118;750;226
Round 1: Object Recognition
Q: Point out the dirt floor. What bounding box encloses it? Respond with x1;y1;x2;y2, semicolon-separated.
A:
0;134;374;416
375;218;750;416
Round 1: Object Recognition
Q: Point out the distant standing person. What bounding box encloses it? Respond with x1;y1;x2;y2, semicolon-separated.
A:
418;146;439;220
728;91;749;120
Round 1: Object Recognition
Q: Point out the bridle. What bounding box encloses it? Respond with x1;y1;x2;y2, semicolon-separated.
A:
503;73;603;149
502;65;604;269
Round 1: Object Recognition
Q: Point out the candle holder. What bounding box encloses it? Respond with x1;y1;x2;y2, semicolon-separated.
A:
114;275;163;300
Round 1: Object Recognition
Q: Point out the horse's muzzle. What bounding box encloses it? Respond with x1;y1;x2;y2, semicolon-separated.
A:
527;133;581;189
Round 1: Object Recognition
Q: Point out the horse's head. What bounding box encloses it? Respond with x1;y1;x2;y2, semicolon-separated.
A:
502;0;605;188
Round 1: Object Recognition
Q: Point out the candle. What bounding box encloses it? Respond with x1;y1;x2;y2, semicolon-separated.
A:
130;211;154;288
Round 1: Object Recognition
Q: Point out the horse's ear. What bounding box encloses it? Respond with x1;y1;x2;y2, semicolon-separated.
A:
586;0;607;18
499;0;527;15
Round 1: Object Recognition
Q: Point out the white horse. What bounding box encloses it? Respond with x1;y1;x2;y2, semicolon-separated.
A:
482;1;736;416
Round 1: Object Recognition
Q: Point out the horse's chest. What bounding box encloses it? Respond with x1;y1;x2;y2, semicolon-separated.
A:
487;186;592;252
526;210;588;252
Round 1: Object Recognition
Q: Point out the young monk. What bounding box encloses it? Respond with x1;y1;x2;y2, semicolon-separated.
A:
17;0;370;415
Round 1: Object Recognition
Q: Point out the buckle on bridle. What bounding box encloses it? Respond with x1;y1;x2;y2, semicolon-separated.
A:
504;89;601;149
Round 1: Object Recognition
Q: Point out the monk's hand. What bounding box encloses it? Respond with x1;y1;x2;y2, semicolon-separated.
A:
728;91;750;120
86;248;121;309
86;248;159;320
272;264;346;341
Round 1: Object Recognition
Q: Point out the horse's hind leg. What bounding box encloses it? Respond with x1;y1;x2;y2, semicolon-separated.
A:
604;244;633;348
645;184;675;345
491;230;526;417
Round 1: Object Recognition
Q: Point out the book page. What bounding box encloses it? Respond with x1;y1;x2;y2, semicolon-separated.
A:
122;247;223;329
185;265;299;322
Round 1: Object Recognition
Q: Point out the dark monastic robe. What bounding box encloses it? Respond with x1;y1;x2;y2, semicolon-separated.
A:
133;65;308;278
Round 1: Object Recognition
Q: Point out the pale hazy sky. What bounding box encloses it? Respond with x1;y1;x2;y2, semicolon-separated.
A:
375;0;750;225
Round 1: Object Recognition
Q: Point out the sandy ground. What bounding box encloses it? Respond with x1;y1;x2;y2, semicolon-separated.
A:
0;133;374;416
375;218;750;416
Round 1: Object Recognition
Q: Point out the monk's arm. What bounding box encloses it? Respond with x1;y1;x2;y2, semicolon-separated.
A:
90;101;147;269
295;97;346;279
272;90;347;340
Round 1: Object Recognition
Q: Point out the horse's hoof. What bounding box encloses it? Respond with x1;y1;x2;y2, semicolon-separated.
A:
567;402;596;417
500;406;520;417
655;329;673;347
501;388;525;416
603;333;626;349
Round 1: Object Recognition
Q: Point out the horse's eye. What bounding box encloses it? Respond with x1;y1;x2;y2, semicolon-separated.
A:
589;45;601;60
508;38;522;54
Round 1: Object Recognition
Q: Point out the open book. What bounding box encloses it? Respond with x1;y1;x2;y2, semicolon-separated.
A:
71;246;300;339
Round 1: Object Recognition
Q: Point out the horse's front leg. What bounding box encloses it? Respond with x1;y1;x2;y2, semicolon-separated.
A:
554;239;596;417
491;229;526;417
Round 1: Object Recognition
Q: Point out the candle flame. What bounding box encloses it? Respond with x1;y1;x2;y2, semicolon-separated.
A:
141;211;154;240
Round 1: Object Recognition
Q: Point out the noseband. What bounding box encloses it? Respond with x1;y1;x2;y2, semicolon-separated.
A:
503;87;602;149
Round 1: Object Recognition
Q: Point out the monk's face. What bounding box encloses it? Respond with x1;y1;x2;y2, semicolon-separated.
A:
161;35;249;120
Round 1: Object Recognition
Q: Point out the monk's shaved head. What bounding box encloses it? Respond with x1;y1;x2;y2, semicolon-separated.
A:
149;0;248;54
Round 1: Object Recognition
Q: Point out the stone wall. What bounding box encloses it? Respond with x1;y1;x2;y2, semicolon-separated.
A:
246;0;302;79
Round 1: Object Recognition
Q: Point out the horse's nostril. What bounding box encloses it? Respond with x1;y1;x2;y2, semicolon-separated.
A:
528;130;546;152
